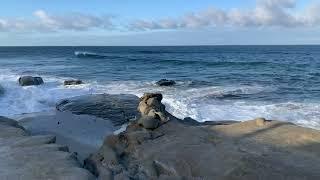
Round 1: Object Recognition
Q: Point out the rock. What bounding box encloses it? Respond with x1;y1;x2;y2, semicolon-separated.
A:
0;116;94;180
56;94;140;126
182;117;237;126
255;117;268;126
64;79;84;86
137;93;169;130
18;76;44;86
138;116;161;130
156;79;176;86
140;93;163;102
19;112;116;163
87;114;320;179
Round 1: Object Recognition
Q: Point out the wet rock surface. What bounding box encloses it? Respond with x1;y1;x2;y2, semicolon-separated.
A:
56;94;140;126
156;79;176;86
18;76;44;86
64;80;84;86
0;116;94;180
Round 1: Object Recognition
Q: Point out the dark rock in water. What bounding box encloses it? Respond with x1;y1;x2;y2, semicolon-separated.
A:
64;80;83;86
18;76;44;86
156;79;176;86
56;94;140;126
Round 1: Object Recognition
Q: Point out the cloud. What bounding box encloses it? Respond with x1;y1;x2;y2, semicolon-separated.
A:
1;0;320;33
0;10;113;32
129;0;320;30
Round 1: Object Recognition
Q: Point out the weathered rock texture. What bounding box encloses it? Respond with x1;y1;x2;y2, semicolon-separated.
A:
137;93;170;130
19;112;116;163
85;94;320;180
56;94;140;126
18;76;44;86
0;116;94;180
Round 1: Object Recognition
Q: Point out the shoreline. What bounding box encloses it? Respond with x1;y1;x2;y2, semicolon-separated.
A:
1;93;320;179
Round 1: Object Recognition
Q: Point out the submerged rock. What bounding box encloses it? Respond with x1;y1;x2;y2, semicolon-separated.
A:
0;116;94;180
56;94;140;126
18;76;44;86
64;80;83;86
156;79;176;86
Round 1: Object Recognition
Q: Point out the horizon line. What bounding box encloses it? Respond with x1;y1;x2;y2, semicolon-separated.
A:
0;44;320;47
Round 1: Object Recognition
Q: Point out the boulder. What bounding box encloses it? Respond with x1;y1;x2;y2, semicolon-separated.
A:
64;80;84;86
18;76;44;86
138;116;161;130
137;93;169;130
56;94;140;126
156;79;176;86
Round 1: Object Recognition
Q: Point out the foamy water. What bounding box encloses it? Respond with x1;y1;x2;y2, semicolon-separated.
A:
0;69;320;129
1;46;320;129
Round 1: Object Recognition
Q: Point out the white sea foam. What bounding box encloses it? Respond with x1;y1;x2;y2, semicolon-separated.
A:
0;70;320;129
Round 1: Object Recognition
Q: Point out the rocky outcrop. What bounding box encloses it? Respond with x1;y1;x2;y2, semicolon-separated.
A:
64;80;83;86
56;94;140;126
19;112;116;163
0;116;94;180
156;79;176;86
85;93;320;180
137;93;170;130
18;76;44;86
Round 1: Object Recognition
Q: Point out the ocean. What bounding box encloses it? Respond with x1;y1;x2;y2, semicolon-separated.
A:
0;46;320;129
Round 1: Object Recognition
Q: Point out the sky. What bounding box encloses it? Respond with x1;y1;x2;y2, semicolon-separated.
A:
0;0;320;46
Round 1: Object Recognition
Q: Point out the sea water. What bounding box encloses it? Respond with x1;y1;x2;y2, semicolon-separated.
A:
0;46;320;129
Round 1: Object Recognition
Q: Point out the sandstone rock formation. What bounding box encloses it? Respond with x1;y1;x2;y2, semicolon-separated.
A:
84;93;320;180
0;116;94;180
56;94;140;126
18;76;44;86
137;93;170;130
64;79;83;86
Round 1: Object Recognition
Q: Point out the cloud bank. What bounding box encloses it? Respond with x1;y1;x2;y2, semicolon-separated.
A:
130;0;320;30
0;10;113;32
0;0;320;32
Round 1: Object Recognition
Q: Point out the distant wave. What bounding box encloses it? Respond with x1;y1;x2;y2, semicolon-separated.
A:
74;51;107;59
